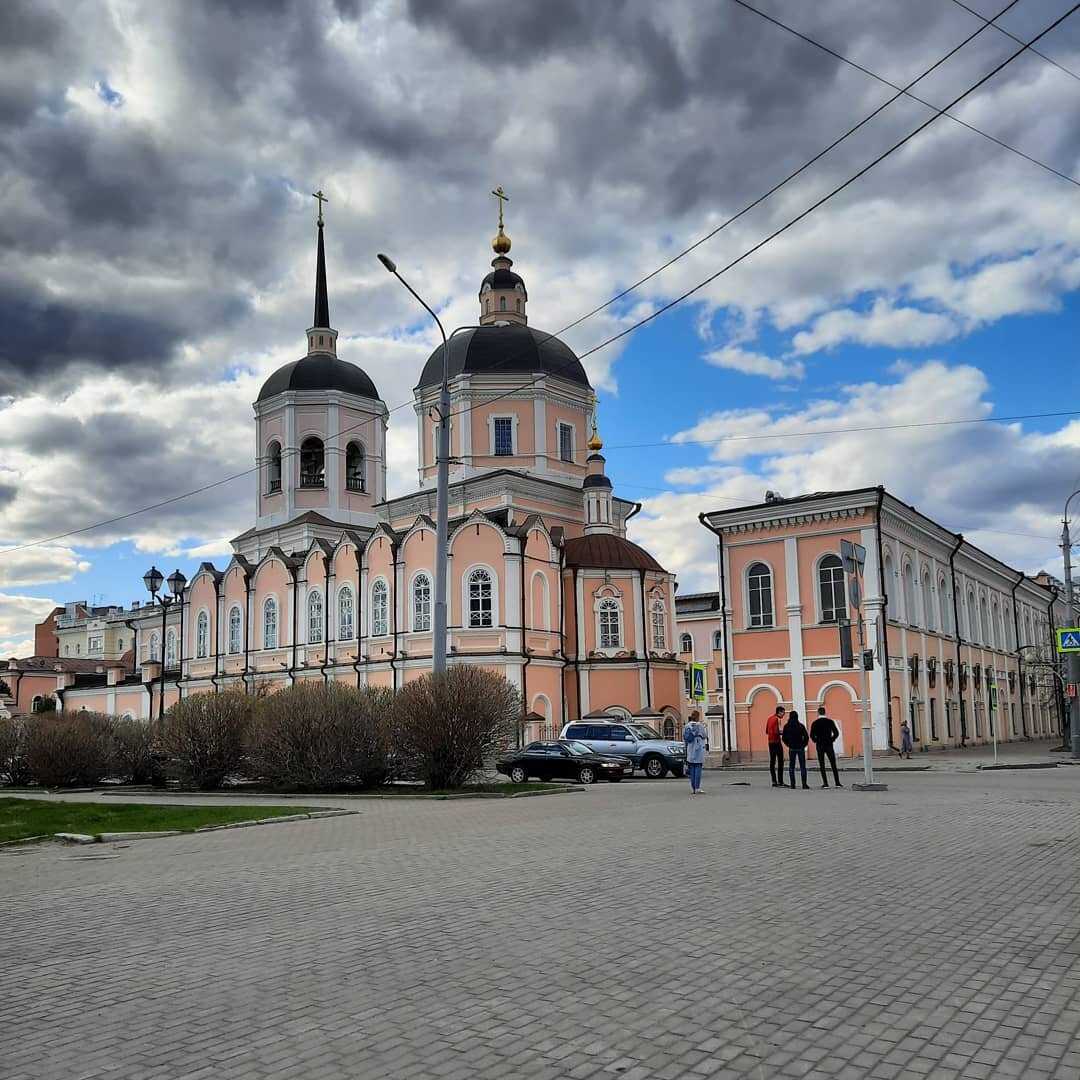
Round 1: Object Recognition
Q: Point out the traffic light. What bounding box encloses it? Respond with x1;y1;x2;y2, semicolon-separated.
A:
839;620;854;668
863;650;874;671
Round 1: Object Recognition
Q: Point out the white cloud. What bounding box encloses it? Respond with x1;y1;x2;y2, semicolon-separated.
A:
0;545;90;588
791;298;958;355
704;345;805;380
0;592;58;659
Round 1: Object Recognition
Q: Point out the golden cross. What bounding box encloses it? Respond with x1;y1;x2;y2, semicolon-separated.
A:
491;186;509;230
312;189;328;225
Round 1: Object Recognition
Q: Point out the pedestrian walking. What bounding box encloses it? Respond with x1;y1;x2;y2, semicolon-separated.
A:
766;705;786;788
899;717;913;759
683;711;708;795
810;706;843;788
782;709;810;789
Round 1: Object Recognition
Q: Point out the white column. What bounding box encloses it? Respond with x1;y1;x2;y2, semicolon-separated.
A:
504;550;522;651
784;536;806;721
862;525;889;748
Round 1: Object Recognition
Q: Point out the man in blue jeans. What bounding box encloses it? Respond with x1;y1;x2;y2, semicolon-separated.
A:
781;709;810;789
683;711;708;795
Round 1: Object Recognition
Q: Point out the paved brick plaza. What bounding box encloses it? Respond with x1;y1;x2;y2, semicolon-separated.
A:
3;767;1080;1080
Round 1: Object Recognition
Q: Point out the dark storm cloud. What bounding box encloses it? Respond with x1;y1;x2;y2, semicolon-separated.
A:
0;482;17;510
0;0;63;54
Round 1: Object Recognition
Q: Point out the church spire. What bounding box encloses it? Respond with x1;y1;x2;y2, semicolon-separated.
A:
479;186;528;326
307;189;337;356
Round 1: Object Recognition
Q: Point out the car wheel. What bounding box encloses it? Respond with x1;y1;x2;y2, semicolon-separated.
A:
509;765;528;784
643;755;666;779
577;766;597;785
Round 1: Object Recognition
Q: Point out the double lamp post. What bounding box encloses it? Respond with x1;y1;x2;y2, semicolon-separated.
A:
142;565;187;721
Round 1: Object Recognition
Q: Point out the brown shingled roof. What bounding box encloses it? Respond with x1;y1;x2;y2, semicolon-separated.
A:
563;534;666;572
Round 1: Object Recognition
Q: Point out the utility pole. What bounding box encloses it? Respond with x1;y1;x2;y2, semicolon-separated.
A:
1063;490;1080;758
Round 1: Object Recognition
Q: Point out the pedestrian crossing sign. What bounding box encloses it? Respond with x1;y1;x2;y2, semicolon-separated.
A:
989;684;998;712
690;663;707;702
1057;628;1080;653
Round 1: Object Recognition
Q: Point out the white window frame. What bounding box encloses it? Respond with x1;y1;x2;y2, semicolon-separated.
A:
746;561;775;629
165;629;177;667
228;605;243;654
531;571;551;632
816;554;846;624
370;578;390;638
557;421;575;464
195;610;210;658
337;585;355;641
650;600;667;652
411;571;433;632
464;565;496;629
902;560;917;627
307;588;324;644
938;576;951;635
263;596;279;650
345;441;366;494
923;571;935;633
679;632;693;656
712;629;723;651
149;632;160;662
488;414;517;457
266;440;282;493
596;596;623;650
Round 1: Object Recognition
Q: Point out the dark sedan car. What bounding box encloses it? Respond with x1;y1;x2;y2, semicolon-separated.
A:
497;741;628;785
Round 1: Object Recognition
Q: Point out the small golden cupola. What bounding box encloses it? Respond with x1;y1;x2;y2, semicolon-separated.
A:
479;186;528;326
583;396;613;535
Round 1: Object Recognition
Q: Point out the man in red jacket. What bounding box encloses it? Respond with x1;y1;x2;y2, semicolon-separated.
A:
766;705;785;788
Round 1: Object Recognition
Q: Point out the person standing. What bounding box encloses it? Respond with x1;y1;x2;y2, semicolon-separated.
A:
782;709;810;789
766;705;786;788
683;711;708;795
899;716;913;759
810;706;843;788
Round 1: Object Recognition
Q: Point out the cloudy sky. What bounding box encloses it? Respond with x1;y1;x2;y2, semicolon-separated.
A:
1;0;1079;656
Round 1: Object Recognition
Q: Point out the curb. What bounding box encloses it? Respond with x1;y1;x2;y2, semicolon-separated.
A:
93;787;577;800
977;762;1059;771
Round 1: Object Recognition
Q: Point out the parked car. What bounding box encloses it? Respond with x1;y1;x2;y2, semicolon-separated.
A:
496;741;629;785
559;720;685;778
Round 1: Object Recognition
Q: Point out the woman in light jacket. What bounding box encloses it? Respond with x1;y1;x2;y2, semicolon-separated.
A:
683;711;708;795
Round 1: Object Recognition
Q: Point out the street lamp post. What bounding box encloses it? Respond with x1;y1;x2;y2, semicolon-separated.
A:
378;254;473;675
1063;489;1080;758
143;566;187;721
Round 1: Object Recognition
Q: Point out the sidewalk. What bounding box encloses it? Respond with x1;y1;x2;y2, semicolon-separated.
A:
710;737;1077;773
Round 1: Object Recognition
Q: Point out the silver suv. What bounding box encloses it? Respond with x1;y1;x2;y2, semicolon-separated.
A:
559;720;685;779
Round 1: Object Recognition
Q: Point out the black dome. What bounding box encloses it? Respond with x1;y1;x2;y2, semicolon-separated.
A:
258;352;380;402
479;267;527;298
416;325;590;390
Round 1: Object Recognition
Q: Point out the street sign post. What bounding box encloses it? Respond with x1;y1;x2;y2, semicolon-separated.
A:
990;684;999;765
841;537;882;790
1056;628;1080;653
690;663;707;703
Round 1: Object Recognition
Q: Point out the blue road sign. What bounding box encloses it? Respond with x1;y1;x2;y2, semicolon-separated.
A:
1057;628;1080;653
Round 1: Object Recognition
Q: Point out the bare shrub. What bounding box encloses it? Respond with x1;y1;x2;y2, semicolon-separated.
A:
112;717;165;785
247;681;395;790
0;714;32;786
394;667;522;789
25;711;116;787
157;691;252;790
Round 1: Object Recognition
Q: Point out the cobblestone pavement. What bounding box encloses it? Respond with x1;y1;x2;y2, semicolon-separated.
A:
3;769;1080;1080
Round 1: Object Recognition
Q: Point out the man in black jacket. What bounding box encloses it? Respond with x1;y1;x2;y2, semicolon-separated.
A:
781;709;810;789
810;706;843;788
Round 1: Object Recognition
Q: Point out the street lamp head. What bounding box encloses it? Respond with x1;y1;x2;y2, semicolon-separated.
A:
167;569;187;598
377;253;397;274
143;565;164;597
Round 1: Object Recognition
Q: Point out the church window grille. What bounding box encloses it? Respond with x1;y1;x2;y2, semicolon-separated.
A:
338;586;355;641
413;573;432;632
818;555;846;623
559;423;574;463
747;563;774;628
650;600;667;651
196;612;209;658
468;568;493;628
267;441;282;493
371;580;389;637
493;417;513;456
307;590;324;644
598;598;622;649
228;606;242;654
263;598;278;649
345;442;366;493
300;437;325;488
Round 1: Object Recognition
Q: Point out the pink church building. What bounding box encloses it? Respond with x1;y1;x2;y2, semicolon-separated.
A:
35;206;684;736
699;488;1061;761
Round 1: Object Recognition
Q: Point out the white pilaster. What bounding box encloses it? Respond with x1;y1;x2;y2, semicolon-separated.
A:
784;536;806;721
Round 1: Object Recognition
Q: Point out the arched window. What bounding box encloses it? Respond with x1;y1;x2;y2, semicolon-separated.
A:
228;605;242;654
938;576;950;635
923;572;935;632
263;597;278;649
338;585;354;641
412;573;432;632
650;600;667;651
966;589;976;642
679;632;693;655
991;599;1001;649
165;629;177;667
818;555;845;623
499;295;507;312
195;612;209;658
515;298;521;313
1004;605;1014;651
468;568;493;628
598;597;622;649
747;563;773;628
485;298;491;314
345;442;366;493
149;632;160;661
307;589;324;644
712;630;723;651
903;562;917;626
980;595;990;645
267;440;282;493
117;638;124;652
371;580;389;637
64;645;70;656
300;436;324;488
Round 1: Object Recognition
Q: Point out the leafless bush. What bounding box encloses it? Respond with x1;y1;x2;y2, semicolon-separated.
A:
25;711;116;787
247;681;395;790
394;667;522;789
157;691;252;790
112;717;165;785
0;714;32;786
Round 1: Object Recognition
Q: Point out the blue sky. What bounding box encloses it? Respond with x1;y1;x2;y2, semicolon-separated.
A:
1;0;1079;653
